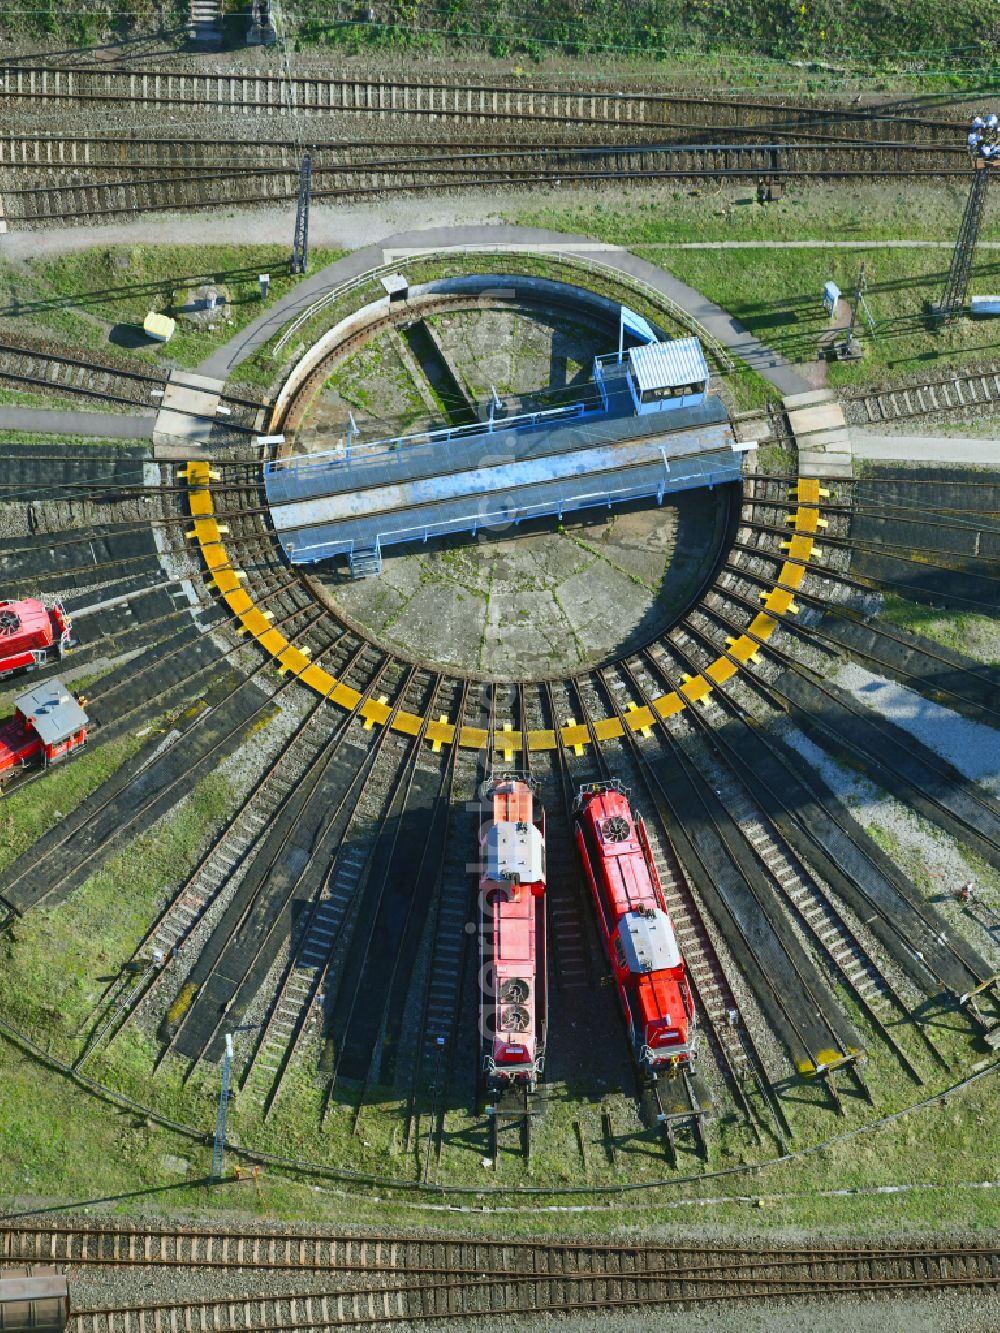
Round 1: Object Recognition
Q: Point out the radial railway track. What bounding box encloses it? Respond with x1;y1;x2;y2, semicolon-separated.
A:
0;340;265;425
5;267;1000;1210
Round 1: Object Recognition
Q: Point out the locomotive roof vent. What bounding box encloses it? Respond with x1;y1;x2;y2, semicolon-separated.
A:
619;907;681;974
601;815;631;843
500;1004;530;1032
0;607;22;635
500;977;530;1004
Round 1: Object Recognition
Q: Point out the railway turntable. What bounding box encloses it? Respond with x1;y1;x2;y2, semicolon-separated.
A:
265;336;752;576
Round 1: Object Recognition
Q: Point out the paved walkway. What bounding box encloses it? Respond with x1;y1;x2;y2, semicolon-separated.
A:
197;223;813;396
637;240;1000;250
0;198;985;260
0;406;154;438
851;431;1000;466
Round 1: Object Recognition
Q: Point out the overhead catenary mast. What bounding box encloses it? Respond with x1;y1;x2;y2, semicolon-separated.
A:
936;114;998;323
290;151;313;276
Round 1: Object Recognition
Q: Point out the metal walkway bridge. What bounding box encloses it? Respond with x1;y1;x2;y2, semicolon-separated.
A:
264;353;748;576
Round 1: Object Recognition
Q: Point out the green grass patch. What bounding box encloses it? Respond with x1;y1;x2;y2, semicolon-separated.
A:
629;244;1000;387
0;768;237;1046
0;432;145;447
3;1;996;92
0;734;142;875
239;248;777;411
286;1;995;89
2;1026;999;1239
878;593;1000;664
0;246;345;375
0;387;125;413
515;181;1000;247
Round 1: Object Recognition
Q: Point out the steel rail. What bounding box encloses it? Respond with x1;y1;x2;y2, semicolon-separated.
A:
63;1262;1000;1331
2;137;968;193
595;657;794;1144
11;163;977;226
695;583;1000;1010
613;650;858;1096
73;632;379;1071
0;64;973;131
166;659;433;1078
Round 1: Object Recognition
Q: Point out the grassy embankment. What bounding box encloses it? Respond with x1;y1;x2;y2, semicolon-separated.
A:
1;1024;998;1238
3;0;994;95
0;245;345;412
515;183;1000;386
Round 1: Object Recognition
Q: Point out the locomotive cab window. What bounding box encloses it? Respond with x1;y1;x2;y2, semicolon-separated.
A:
613;935;627;970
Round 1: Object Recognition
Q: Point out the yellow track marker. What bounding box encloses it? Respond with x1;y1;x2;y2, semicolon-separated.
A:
185;465;829;751
626;701;652;738
363;694;389;730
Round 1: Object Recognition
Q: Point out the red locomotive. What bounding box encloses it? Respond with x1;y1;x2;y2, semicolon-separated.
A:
0;678;89;778
479;773;547;1090
0;598;73;680
574;780;695;1073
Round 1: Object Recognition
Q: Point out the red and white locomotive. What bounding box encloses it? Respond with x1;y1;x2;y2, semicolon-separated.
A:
479;773;548;1090
574;780;695;1073
0;598;73;680
0;678;89;778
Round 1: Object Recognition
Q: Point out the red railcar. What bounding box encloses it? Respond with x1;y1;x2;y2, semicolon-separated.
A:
574;780;695;1073
479;773;547;1090
0;679;89;778
0;598;73;679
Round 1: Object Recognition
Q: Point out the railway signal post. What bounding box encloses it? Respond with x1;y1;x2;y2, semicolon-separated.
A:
209;1025;259;1182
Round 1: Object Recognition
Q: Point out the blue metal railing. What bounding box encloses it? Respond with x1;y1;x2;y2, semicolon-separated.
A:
283;449;743;564
266;397;601;475
264;349;637;476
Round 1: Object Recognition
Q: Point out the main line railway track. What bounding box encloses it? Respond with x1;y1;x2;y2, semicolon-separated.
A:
1;1233;995;1330
5;1221;1000;1277
2;143;974;226
55;1265;1000;1332
0;65;972;139
0;127;973;171
62;1260;1000;1333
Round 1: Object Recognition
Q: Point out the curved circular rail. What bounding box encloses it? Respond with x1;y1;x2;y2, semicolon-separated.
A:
184;466;825;750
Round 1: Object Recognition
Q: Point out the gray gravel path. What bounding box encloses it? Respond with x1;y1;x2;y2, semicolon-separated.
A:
833;661;1000;795
851;431;1000;462
194;221;811;395
0;203;809;397
0;406;155;437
